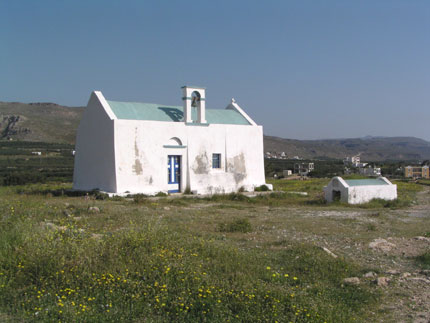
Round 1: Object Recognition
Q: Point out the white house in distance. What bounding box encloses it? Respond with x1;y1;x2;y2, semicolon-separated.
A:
359;166;381;177
324;177;397;204
73;86;270;195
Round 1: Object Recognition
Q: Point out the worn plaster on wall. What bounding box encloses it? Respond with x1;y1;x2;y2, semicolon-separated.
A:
193;152;210;174
228;153;247;183
133;128;143;175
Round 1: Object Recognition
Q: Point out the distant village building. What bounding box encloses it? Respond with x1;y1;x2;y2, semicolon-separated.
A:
343;155;366;167
73;86;270;195
283;170;292;177
264;151;287;160
404;166;429;179
344;155;360;166
324;177;397;204
294;162;314;176
31;151;42;156
359;166;381;177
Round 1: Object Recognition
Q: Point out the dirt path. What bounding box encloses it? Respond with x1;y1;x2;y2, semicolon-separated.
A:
269;187;430;322
333;187;430;322
387;187;430;323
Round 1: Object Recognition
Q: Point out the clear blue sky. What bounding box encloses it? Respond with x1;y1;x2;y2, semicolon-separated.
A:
1;0;429;141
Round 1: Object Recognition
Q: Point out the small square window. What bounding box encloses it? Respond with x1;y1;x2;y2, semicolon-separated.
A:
212;153;221;169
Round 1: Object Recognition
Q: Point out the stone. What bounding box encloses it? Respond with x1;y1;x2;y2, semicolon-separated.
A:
163;206;170;210
376;277;390;286
407;277;430;283
414;236;430;242
369;238;396;252
322;247;338;258
88;206;100;213
386;269;400;275
363;271;377;278
343;277;360;285
401;272;411;279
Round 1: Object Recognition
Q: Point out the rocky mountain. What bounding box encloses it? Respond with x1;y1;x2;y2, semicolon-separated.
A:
264;136;430;161
0;101;428;161
0;101;83;144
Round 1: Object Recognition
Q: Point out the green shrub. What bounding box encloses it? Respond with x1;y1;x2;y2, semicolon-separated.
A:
133;194;148;204
109;195;125;201
255;184;269;192
359;198;411;209
218;218;252;233
2;172;46;186
366;223;377;231
416;251;430;269
92;190;109;200
227;192;250;201
205;193;251;203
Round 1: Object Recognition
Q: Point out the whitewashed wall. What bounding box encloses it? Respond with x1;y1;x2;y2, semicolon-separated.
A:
323;177;349;203
73;92;117;192
114;120;267;194
347;183;397;204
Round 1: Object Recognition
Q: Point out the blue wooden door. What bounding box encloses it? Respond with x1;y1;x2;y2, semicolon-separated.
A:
167;155;181;193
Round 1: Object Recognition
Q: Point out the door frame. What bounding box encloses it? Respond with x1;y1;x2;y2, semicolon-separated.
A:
167;155;181;193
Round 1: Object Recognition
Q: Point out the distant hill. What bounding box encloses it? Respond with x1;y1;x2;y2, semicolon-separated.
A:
0;101;83;144
264;136;430;161
1;101;429;161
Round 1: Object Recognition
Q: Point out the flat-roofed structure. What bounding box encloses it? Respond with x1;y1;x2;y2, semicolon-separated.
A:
323;177;397;204
404;166;429;179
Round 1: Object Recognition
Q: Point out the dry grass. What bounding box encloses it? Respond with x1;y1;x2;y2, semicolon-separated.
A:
0;178;428;322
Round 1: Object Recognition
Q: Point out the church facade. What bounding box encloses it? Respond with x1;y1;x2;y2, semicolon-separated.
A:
73;86;269;195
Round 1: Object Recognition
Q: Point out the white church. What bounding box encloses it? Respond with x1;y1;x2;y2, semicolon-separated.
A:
73;86;270;195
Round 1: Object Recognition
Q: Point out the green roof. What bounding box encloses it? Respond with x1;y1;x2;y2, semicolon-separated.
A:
106;100;251;125
345;178;389;186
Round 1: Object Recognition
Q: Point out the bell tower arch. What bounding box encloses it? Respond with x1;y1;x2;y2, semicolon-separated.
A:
182;86;206;124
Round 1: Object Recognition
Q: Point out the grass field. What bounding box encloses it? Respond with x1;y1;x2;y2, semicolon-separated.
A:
0;141;74;185
0;178;428;322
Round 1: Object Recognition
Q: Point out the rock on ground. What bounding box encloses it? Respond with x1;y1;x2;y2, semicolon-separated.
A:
376;277;390;287
369;238;396;252
343;277;360;285
88;206;100;213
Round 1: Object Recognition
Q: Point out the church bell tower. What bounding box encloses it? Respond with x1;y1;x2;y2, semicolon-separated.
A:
182;86;206;124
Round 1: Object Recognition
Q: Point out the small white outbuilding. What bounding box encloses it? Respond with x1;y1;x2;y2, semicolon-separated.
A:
73;86;270;195
323;177;397;204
